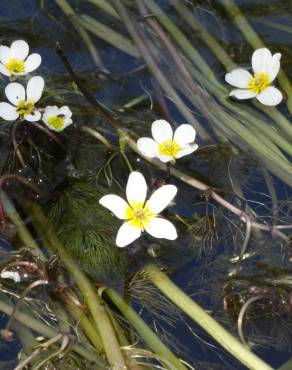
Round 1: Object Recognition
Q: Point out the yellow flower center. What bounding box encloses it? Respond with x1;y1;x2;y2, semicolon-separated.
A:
125;201;155;229
247;73;270;94
5;58;25;73
16;100;34;116
158;140;181;157
47;116;65;130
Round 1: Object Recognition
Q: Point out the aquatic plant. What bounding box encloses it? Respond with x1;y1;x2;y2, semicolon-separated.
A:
137;119;198;162
225;48;282;105
99;171;178;247
0;1;291;369
0;40;41;78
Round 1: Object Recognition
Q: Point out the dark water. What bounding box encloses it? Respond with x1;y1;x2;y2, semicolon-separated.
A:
0;0;292;369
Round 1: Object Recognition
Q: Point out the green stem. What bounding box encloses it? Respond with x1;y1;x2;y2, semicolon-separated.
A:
111;0;211;141
2;192;46;261
105;287;187;370
278;357;292;370
29;204;126;369
169;0;237;70
222;0;292;114
145;264;273;370
184;58;292;155
65;301;104;354
52;302;71;334
0;294;105;366
87;0;120;19
169;0;292;139
55;0;107;71
12;322;38;356
77;14;141;58
106;308;146;370
143;0;224;92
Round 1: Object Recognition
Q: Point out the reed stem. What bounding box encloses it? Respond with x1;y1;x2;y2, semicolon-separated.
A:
55;0;107;70
145;264;273;370
2;192;46;261
0;294;105;366
105;287;188;370
29;204;127;369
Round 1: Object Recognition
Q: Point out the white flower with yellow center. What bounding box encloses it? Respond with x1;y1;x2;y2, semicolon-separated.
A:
0;40;41;77
137;120;198;163
0;76;44;122
225;48;282;106
99;171;178;247
42;106;73;132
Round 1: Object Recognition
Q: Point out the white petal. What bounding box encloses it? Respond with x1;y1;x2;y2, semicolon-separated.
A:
252;48;272;75
42;106;59;123
229;89;257;100
173;124;196;146
225;68;252;88
256;86;283;106
24;53;41;73
25;111;41;121
99;194;128;219
144;217;177;240
126;171;147;207
0;64;11;76
157;154;173;163
62;118;73;129
147;184;177;214
137;137;158;158
0;46;11;64
26;76;44;103
176;144;198;158
59;106;72;118
116;222;141;247
5;82;25;105
267;53;281;82
0;102;18;121
10;40;29;60
151;119;173;143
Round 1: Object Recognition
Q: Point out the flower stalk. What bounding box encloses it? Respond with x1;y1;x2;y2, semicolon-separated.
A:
0;293;105;366
145;264;274;370
29;204;127;369
104;287;188;370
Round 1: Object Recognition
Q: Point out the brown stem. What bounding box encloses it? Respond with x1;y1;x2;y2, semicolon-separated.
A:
5;279;49;332
25;121;64;147
112;0;211;141
237;295;263;348
55;42;119;130
12;121;26;169
1;261;46;279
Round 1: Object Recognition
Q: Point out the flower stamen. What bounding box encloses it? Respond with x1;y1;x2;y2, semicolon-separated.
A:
47;116;65;130
5;58;25;74
158;140;181;157
247;73;270;94
125;202;154;230
16;100;34;116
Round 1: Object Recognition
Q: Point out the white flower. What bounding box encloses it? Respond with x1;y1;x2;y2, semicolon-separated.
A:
225;48;282;106
0;76;44;121
1;270;21;283
42;106;73;132
0;40;41;77
99;171;178;247
137;120;198;163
